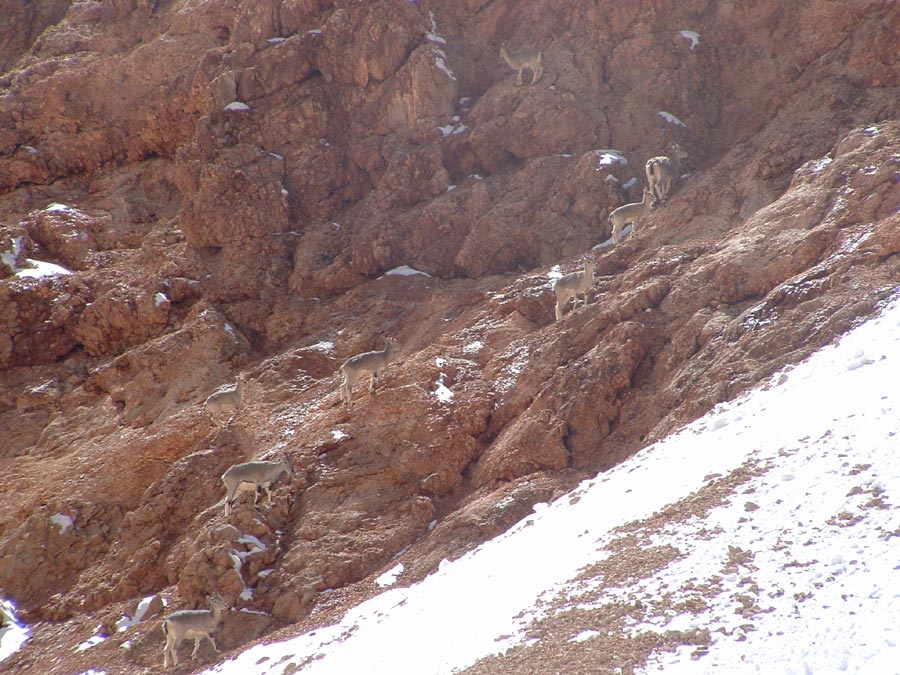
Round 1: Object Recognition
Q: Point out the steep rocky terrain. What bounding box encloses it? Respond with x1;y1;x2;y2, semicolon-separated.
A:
0;0;898;672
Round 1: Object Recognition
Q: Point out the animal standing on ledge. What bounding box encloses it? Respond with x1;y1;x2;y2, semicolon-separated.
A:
339;337;400;404
162;594;228;667
221;453;294;515
553;258;596;320
500;43;544;86
646;142;689;204
205;374;245;427
609;188;655;244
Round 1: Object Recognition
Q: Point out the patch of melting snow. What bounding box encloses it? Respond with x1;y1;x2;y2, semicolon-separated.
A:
224;101;251;112
309;340;335;353
115;595;160;632
434;373;454;403
0;599;29;663
569;629;600;643
75;634;106;652
434;56;456;81
16;259;73;278
44;202;73;213
593;225;631;249
462;340;484;354
224;322;239;343
332;429;349;442
236;535;267;554
495;345;530;394
799;156;833;174
382;265;431;278
679;30;701;49
154;292;169;307
376;564;404;588
594;149;627;168
266;37;286;43
658;111;687;127
439;122;467;136
50;513;74;534
0;236;23;273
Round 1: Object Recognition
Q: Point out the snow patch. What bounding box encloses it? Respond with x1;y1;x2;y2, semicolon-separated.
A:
594;149;627;168
224;101;251;112
309;340;335;353
44;202;73;213
1;236;23;273
434;56;456;81
376;564;404;588
434;373;454;403
569;629;600;643
593;224;632;249
154;292;169;307
16;259;73;278
75;634;106;652
115;595;159;632
658;111;687;127
331;429;349;442
0;599;29;664
382;265;431;278
462;341;484;354
50;513;74;534
678;30;701;50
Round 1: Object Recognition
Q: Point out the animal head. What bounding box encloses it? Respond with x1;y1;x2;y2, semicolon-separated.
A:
282;452;295;476
207;594;228;611
385;336;400;350
666;142;689;160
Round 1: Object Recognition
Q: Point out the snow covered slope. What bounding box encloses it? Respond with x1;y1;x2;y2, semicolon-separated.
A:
204;294;900;675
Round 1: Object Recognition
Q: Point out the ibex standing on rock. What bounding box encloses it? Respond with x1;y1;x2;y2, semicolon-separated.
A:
500;42;544;86
646;142;689;204
222;453;294;515
553;258;596;321
162;594;228;667
339;337;400;404
205;374;245;427
609;188;655;244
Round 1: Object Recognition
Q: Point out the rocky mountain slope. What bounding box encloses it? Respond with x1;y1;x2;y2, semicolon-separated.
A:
0;0;898;672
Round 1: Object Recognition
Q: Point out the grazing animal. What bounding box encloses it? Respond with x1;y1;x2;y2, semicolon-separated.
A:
222;453;294;515
553;258;597;321
339;337;400;404
162;594;228;668
608;188;655;244
205;374;245;427
499;42;544;86
645;142;689;204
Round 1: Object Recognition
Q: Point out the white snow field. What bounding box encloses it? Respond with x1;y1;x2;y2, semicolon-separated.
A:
198;294;900;675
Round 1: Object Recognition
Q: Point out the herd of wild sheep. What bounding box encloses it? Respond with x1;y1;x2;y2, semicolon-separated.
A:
158;40;689;668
